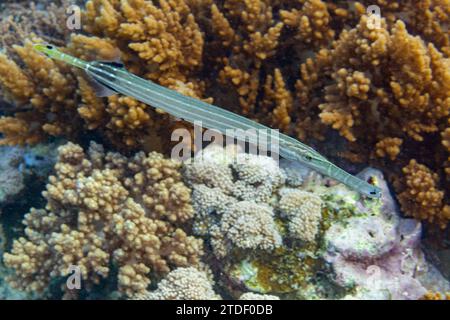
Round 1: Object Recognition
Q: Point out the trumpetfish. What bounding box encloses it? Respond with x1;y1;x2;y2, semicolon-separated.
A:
33;43;382;199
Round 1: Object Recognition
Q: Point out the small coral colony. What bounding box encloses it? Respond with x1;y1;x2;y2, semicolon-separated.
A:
0;0;448;300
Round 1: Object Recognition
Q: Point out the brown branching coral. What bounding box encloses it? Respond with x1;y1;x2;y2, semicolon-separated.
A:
0;34;172;150
3;142;203;297
209;1;285;116
280;0;335;49
375;137;403;161
262;68;293;132
309;18;449;145
0;1;73;54
292;16;449;227
442;127;450;179
396;160;450;229
0;39;81;145
123;149;194;224
327;0;450;57
83;0;205;93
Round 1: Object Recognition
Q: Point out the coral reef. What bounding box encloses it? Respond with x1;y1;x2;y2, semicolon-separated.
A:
184;146;449;299
3;142;203;298
184;145;326;296
210;201;282;257
0;0;448;229
0;0;449;301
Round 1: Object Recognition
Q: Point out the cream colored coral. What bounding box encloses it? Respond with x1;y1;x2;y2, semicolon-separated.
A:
232;152;286;202
184;144;285;203
239;292;280;300
279;189;323;243
211;201;282;257
183;146;236;194
135;267;221;300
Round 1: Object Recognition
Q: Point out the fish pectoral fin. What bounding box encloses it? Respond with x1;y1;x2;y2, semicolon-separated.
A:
85;75;118;97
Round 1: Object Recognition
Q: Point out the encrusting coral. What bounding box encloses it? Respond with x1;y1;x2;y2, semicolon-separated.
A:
324;168;450;300
3;142;203;298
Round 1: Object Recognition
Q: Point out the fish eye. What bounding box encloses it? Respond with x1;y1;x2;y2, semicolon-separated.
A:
370;191;377;195
46;45;53;50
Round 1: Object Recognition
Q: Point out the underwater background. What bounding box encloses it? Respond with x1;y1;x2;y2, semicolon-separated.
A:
0;0;448;300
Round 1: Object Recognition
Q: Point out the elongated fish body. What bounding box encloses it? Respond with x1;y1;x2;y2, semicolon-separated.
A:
33;44;382;199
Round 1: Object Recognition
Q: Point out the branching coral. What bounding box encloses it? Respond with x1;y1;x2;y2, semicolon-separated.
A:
396;160;449;229
3;142;203;297
83;0;206;93
0;1;72;53
0;39;81;145
329;0;450;56
309;18;449;145
280;0;335;49
375;137;403;161
292;16;449;227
